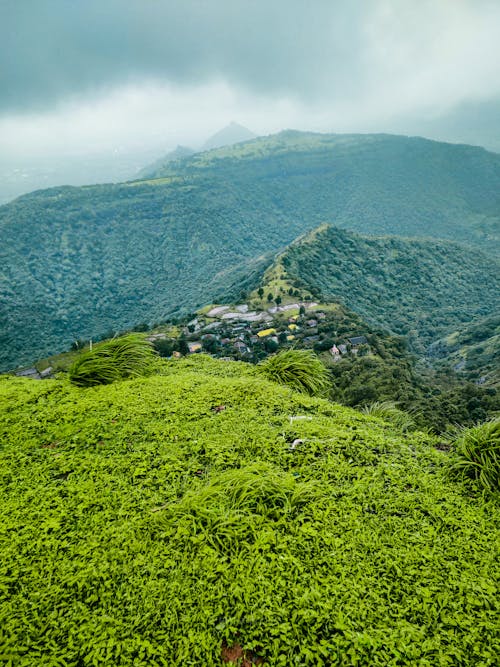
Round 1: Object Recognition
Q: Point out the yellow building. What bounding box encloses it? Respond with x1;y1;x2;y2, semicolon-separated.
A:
257;328;276;338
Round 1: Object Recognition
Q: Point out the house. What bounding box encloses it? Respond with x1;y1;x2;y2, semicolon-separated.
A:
329;345;340;356
288;323;298;331
306;319;318;327
15;367;41;380
188;342;202;353
234;341;249;354
316;312;326;320
348;336;368;346
302;336;318;345
338;344;348;355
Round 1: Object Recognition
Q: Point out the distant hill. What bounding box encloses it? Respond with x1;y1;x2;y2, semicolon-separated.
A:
201;121;256;151
136;145;195;179
138;123;256;179
144;130;500;253
1;131;499;370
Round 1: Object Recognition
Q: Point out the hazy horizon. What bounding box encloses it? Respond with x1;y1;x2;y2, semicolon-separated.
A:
1;0;499;202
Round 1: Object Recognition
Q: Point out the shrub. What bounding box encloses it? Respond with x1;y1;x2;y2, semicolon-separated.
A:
451;418;500;491
257;349;330;396
68;334;156;387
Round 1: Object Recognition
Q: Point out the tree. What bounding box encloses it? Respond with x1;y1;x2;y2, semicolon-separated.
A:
178;337;189;356
258;287;264;299
275;295;282;305
267;293;274;302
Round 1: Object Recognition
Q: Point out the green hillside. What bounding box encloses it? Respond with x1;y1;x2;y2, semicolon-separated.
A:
1;356;498;665
1;131;499;371
278;225;500;353
429;314;500;386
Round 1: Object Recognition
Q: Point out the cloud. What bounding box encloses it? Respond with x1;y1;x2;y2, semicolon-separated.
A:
0;0;499;167
2;0;499;114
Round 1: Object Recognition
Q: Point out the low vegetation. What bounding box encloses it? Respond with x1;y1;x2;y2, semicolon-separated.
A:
0;355;498;665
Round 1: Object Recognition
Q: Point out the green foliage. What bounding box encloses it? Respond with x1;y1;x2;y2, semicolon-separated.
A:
2;131;499;371
451;418;500;491
0;357;498;664
68;333;156;386
257;349;330;396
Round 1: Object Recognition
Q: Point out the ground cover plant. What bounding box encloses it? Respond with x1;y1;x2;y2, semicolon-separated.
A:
68;333;157;386
0;355;499;665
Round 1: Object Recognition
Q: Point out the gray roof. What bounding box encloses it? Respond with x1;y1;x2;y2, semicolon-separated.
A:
348;336;368;346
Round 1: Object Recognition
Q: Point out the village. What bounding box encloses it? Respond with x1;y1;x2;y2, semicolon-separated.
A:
147;301;370;363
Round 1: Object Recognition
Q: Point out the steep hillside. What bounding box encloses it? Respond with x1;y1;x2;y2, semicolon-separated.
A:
1;131;499;370
0;356;498;665
277;225;500;352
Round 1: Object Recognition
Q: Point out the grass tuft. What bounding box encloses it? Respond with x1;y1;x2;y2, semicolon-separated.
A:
360;401;417;432
257;349;330;396
450;418;500;491
68;333;156;387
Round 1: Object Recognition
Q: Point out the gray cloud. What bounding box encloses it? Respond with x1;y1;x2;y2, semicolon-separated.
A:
1;0;369;112
2;0;499;117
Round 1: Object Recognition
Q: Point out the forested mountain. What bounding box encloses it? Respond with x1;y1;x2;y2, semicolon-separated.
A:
278;225;500;352
1;131;499;370
143;131;500;253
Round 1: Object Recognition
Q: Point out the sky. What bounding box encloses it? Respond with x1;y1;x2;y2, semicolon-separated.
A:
0;0;499;196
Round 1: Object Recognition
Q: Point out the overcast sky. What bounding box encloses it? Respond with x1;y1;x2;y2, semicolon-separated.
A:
1;0;499;166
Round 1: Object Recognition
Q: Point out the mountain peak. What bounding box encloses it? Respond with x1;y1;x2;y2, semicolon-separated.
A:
202;122;256;151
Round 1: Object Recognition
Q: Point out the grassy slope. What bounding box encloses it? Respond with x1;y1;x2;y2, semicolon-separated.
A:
0;356;498;665
1;131;500;371
280;225;500;352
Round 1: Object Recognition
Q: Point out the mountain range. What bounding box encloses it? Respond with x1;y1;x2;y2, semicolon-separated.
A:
1;130;499;371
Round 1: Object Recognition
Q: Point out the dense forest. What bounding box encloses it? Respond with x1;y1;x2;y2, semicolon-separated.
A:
1;131;500;370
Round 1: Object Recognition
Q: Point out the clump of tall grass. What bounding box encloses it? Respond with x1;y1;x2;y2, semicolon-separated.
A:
68;334;156;387
156;464;324;552
360;401;417;432
450;418;500;492
257;349;330;396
